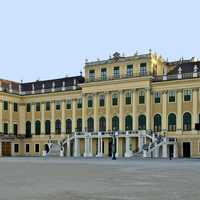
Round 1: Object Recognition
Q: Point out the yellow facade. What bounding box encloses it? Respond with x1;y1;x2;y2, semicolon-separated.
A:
0;51;200;158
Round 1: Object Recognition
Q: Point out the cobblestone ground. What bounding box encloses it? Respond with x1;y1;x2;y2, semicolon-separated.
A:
0;157;200;200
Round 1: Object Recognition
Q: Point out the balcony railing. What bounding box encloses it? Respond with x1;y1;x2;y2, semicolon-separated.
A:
86;72;152;83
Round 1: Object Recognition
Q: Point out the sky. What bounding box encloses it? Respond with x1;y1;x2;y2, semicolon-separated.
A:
0;0;199;82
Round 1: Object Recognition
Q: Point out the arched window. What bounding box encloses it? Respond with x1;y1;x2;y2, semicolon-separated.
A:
99;117;106;131
66;119;72;134
35;120;41;135
55;119;61;134
168;113;176;131
87;117;94;132
112;116;119;131
125;115;132;131
26;121;31;138
45;120;51;135
77;118;82;132
138;115;146;130
183;112;192;131
154;114;162;132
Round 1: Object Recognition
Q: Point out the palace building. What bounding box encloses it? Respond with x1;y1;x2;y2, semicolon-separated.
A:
0;50;200;158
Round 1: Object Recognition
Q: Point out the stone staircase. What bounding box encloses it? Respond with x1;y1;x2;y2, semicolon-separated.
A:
47;143;61;157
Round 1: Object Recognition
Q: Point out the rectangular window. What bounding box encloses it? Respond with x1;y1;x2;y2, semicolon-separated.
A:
26;103;31;112
88;97;93;108
140;63;147;76
112;94;118;106
3;101;8;110
13;103;18;112
25;144;30;153
139;91;145;104
99;95;105;107
89;70;95;81
4;123;8;134
125;92;132;105
101;68;107;80
35;144;40;153
113;66;120;78
127;65;133;76
14;144;19;153
77;98;82;109
154;92;160;103
14;124;18;135
36;102;40;112
46;102;51;111
168;91;176;102
56;101;61;110
184;89;192;102
66;99;71;109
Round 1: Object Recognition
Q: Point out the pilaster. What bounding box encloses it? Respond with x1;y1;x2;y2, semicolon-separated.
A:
9;102;13;134
119;90;124;131
31;103;35;135
72;99;76;132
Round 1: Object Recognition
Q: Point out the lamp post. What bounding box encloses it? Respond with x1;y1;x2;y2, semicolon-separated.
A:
112;127;117;160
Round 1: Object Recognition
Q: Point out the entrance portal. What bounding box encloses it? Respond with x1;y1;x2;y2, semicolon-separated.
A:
2;142;11;156
169;145;174;158
183;142;191;158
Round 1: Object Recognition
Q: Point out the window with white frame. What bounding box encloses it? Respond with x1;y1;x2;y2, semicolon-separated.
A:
154;92;160;103
139;90;145;104
88;96;93;108
55;101;61;110
89;69;95;81
168;90;176;102
183;89;192;102
112;94;118;106
77;98;82;108
125;91;132;105
66;99;72;109
99;95;105;107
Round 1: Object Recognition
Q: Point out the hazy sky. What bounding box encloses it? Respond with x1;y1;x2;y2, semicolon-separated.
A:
0;0;199;82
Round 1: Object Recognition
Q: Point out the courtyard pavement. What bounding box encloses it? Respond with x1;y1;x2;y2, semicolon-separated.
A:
0;157;200;200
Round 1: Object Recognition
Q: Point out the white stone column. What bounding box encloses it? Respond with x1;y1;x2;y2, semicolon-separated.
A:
154;142;159;158
41;102;45;134
125;131;133;157
51;101;55;134
119;90;124;131
162;138;168;158
0;100;3;133
177;90;182;133
31;103;35;135
84;134;89;157
132;89;137;130
115;136;119;157
67;135;70;157
96;132;103;157
89;137;93;156
162;91;167;132
192;88;198;130
173;143;177;158
61;100;66;135
72;99;76;132
146;88;151;130
138;131;144;152
74;133;80;157
9;102;13;134
106;92;110;131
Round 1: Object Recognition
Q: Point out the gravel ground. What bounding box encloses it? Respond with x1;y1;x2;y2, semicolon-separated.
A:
0;157;200;200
